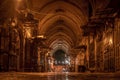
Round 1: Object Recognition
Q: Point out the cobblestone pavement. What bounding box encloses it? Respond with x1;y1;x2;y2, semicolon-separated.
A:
0;72;120;80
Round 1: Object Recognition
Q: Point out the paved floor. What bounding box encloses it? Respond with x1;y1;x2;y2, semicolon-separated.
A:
0;72;120;80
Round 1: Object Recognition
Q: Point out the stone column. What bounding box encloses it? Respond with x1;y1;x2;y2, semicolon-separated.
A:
94;36;97;71
22;38;25;71
87;35;90;70
45;50;49;72
37;47;41;72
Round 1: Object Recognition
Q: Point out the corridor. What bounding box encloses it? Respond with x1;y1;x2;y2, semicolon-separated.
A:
0;0;120;80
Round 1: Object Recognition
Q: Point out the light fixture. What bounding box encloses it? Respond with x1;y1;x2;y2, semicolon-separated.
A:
109;37;113;45
37;35;44;38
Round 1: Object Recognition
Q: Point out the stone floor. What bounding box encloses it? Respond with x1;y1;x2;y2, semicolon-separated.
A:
0;72;120;80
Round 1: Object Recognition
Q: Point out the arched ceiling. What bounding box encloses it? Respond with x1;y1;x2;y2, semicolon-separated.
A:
25;0;113;53
0;0;115;54
27;0;89;52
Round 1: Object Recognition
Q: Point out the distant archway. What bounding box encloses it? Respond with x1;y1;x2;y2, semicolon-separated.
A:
53;49;66;65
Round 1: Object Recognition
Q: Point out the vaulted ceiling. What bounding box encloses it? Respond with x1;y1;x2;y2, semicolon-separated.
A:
0;0;119;53
28;0;89;52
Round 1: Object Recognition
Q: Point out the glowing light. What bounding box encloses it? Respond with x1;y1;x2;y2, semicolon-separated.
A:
37;35;44;38
109;38;113;45
26;30;31;38
24;27;32;38
17;0;22;2
104;37;113;45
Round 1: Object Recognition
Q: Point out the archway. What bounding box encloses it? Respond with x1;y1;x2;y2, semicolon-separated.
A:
53;49;65;65
52;49;70;72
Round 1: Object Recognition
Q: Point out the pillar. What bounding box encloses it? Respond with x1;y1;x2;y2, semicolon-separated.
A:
87;36;90;70
94;36;97;71
37;47;41;72
45;51;49;72
87;35;91;70
22;37;25;71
